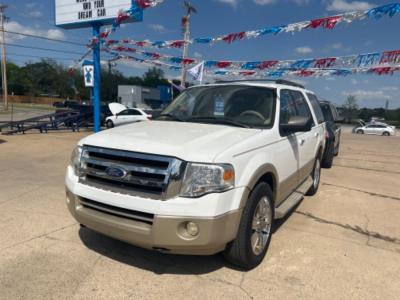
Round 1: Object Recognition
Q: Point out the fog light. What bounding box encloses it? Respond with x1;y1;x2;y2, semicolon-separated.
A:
186;222;199;236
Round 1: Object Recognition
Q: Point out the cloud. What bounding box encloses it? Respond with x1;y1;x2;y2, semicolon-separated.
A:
324;42;352;53
28;10;42;18
253;0;276;4
2;21;65;43
381;86;399;91
343;90;391;100
326;0;375;12
253;0;310;5
215;0;238;8
148;24;166;33
295;46;313;54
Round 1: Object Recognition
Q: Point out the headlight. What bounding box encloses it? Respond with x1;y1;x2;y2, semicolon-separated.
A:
180;163;235;198
70;146;83;176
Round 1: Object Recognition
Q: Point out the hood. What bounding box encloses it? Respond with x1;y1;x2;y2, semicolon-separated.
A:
357;119;366;127
109;103;127;115
80;121;261;162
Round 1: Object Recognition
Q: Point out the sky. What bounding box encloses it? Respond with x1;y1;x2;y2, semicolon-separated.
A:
3;0;400;108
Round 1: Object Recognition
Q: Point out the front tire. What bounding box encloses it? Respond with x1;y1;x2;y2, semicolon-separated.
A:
306;156;321;196
224;182;274;270
357;129;364;134
106;120;114;129
383;132;390;136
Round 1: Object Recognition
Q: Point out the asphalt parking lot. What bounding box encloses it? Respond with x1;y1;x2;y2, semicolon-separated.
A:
0;131;399;299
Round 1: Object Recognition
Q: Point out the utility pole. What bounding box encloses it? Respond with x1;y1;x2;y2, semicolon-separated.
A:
0;4;8;111
180;1;197;88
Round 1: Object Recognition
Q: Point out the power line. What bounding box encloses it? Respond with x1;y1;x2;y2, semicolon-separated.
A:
0;42;85;55
2;29;86;46
8;53;77;61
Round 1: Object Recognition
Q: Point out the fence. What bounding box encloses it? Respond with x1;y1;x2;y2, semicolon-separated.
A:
0;95;63;106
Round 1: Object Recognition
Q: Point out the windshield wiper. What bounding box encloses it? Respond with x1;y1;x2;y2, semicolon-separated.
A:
157;113;184;122
188;116;250;128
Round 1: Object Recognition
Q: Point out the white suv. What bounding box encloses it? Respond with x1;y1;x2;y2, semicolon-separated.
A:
66;80;326;269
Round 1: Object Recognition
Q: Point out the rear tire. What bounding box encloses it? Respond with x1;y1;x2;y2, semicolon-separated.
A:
224;182;274;270
306;156;321;196
321;143;334;169
334;141;340;157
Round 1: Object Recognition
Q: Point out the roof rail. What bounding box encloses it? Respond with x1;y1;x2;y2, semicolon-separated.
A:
214;79;305;89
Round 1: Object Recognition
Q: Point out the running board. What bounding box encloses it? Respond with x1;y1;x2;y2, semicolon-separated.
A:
275;176;313;219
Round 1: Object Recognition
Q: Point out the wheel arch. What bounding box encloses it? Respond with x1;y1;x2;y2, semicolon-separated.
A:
240;164;278;208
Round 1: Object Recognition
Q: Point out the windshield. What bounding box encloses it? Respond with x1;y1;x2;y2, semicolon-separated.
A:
160;85;276;128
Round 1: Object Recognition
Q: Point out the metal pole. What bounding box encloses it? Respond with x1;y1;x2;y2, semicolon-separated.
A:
180;16;190;88
0;4;8;111
92;24;101;133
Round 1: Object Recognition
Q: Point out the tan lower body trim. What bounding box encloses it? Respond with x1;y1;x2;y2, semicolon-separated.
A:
66;189;242;255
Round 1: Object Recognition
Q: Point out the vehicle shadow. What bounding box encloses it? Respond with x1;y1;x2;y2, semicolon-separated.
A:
79;228;238;275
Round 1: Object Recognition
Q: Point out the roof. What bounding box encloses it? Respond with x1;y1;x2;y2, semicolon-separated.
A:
195;79;315;94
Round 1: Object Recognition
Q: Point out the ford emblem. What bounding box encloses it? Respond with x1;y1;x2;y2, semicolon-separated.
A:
105;167;127;179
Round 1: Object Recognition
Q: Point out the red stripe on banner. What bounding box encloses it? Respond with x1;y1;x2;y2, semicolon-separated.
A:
307;16;342;29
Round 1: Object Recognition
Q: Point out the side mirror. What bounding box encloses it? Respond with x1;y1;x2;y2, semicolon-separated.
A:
281;116;312;133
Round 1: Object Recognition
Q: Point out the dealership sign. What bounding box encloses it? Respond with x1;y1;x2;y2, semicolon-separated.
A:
55;0;138;29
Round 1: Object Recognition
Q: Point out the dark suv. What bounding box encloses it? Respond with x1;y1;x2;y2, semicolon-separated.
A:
319;100;342;168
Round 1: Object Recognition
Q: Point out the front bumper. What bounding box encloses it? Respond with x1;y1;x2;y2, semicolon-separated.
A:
66;189;242;255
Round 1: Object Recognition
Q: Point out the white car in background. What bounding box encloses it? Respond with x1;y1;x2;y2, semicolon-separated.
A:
106;103;151;128
354;122;396;136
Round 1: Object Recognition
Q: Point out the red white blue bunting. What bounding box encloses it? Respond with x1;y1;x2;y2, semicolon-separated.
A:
89;0;164;46
105;46;400;71
111;54;400;79
100;3;400;49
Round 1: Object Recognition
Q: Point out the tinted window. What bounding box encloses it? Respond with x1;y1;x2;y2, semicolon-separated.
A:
127;109;142;116
291;90;312;120
320;103;334;122
307;93;324;124
119;109;142;116
280;89;313;127
279;90;297;125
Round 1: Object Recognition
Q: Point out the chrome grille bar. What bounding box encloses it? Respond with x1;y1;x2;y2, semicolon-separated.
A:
79;146;186;200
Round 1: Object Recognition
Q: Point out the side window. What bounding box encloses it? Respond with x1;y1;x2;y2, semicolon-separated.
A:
118;110;129;116
307;93;325;124
290;90;315;127
129;109;142;116
279;89;297;125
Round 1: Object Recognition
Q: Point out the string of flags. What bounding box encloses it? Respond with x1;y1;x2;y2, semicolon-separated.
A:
112;54;400;79
105;46;400;71
100;3;400;49
207;66;400;78
88;0;164;47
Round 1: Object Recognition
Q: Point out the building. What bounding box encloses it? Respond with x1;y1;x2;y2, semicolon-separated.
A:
118;85;172;109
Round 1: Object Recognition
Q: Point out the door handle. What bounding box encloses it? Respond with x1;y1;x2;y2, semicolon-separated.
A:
314;132;319;138
300;139;305;146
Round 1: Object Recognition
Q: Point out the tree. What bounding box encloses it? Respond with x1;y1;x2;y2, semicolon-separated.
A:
142;67;168;87
342;95;359;123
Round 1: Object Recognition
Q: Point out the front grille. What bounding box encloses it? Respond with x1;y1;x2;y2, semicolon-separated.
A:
79;197;154;225
79;146;186;200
